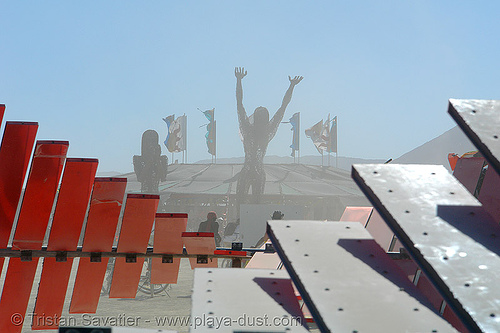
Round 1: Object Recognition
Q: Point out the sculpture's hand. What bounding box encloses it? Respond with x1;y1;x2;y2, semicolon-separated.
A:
288;75;303;86
235;67;247;80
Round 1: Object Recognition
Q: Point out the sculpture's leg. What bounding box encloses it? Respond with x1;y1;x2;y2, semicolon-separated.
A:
236;166;251;216
252;165;266;204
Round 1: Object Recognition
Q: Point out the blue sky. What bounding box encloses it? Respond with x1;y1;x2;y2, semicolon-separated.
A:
1;1;499;173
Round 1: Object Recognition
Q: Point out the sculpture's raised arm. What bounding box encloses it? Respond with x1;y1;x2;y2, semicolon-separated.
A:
235;67;249;128
269;75;303;140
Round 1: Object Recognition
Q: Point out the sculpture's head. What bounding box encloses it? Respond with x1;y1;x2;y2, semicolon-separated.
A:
141;130;160;156
252;107;269;144
253;107;269;125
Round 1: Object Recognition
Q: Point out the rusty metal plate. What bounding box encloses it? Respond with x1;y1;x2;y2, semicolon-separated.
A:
267;220;456;333
353;164;500;333
191;268;308;333
448;99;500;174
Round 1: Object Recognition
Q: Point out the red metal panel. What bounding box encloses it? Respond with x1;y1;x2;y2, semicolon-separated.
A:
364;209;394;252
477;167;500;223
0;140;67;333
213;250;247;256
69;177;127;313
245;242;282;269
442;303;470;333
452;157;484;194
182;232;218;269
415;271;444;312
0;121;38;268
0;104;5;124
392;259;419;283
32;158;98;330
339;206;373;227
109;194;159;298
151;213;187;284
391;237;405;253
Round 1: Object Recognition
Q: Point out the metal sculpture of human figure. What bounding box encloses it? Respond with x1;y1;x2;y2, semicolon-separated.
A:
133;130;168;193
235;67;303;206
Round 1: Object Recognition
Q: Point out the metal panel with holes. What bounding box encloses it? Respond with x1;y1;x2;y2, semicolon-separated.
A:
353;163;500;333
267;220;457;333
191;268;308;333
448;99;500;174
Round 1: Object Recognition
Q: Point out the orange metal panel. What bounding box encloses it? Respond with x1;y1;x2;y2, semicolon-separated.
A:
0;140;67;333
182;232;218;269
0;121;38;269
69;177;127;313
151;213;187;284
32;158;98;330
339;206;373;227
11;141;68;250
109;194;159;298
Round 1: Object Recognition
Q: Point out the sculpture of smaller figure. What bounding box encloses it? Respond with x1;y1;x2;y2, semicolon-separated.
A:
133;130;168;193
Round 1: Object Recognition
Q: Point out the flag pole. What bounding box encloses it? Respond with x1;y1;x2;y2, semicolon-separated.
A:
184;113;187;164
298;112;301;164
215;119;217;164
336;116;338;168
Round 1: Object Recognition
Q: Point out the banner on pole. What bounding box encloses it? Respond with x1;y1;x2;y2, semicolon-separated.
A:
203;108;216;156
289;112;300;157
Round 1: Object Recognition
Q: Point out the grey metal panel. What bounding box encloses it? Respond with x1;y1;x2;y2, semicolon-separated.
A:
267;220;457;333
352;164;500;333
190;268;308;333
448;99;500;174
